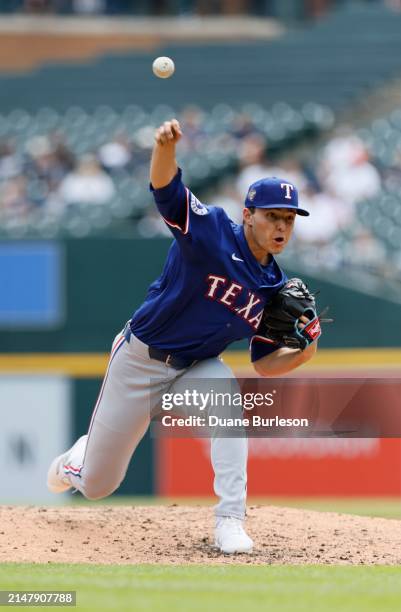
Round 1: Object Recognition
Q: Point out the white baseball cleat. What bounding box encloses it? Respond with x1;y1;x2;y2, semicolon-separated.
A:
47;436;87;494
214;517;253;554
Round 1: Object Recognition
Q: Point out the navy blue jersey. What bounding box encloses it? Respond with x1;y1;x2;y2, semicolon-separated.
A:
131;169;287;363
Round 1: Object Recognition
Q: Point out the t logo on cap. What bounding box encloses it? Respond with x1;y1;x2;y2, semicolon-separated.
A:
281;182;294;200
244;176;309;216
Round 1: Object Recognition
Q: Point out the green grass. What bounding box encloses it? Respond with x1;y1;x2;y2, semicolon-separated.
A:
71;495;401;519
0;564;401;612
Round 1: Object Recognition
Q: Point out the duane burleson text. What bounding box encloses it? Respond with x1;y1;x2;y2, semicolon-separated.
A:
161;415;309;427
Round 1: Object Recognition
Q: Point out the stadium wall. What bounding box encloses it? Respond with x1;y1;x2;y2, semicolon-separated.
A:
0;237;400;352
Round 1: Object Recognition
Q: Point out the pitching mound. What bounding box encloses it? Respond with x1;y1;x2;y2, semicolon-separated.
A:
1;505;400;565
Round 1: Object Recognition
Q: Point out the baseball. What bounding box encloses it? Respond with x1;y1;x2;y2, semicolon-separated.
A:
152;56;175;79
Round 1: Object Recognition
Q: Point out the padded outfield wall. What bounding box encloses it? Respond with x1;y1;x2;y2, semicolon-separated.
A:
1;237;400;351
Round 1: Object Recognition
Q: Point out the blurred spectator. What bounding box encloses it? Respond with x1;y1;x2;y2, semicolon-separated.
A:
49;132;76;173
294;186;344;245
179;106;206;152
98;134;133;173
318;128;381;204
0;176;32;222
231;112;259;140
25;136;71;193
345;229;388;274
0;140;23;180
210;178;243;223
58;155;115;204
235;134;270;199
235;137;309;203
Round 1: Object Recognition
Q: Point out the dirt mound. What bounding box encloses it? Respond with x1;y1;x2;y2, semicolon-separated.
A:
1;505;400;565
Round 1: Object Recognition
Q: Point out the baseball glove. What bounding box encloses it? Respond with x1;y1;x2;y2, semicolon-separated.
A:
260;278;330;351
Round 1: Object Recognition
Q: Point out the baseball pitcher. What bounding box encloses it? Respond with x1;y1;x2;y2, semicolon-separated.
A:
47;119;321;554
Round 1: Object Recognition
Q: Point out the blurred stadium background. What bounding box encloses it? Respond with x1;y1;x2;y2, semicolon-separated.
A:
0;0;401;514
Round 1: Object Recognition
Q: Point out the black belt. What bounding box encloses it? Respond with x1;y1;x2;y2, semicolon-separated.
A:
123;322;196;370
148;347;197;370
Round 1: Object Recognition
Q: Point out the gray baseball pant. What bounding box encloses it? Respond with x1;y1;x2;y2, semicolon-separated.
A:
64;328;248;520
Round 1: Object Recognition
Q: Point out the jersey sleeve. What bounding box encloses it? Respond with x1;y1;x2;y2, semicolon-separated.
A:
249;334;280;363
150;168;219;248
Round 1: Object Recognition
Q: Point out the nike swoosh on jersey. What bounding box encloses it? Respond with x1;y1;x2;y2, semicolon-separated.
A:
232;253;244;262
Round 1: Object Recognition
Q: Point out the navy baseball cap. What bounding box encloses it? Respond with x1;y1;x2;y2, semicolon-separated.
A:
244;177;309;216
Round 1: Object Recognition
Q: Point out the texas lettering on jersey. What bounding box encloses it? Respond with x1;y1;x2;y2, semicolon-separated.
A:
131;169;286;362
205;274;264;330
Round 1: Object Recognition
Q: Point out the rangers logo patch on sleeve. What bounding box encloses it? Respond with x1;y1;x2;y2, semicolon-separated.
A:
191;194;209;215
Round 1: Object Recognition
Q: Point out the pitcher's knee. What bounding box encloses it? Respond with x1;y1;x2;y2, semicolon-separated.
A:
81;474;122;500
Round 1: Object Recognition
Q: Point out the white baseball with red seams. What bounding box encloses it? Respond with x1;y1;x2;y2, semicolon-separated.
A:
152;56;175;79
